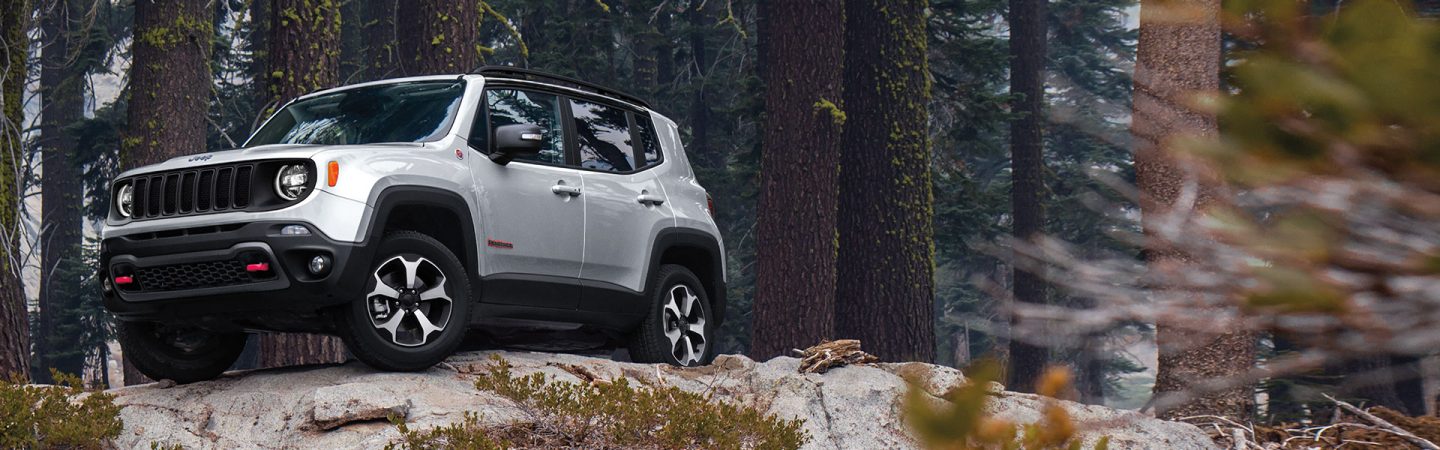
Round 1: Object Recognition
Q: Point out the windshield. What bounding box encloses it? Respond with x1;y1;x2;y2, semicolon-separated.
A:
246;80;466;146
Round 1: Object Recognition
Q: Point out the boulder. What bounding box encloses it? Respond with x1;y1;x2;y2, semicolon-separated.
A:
107;351;1217;449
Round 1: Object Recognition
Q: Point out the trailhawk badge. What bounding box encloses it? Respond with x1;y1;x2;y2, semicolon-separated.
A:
455;149;464;160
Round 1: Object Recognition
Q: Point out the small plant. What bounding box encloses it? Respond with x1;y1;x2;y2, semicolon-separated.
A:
389;355;808;450
904;361;1108;450
0;370;123;449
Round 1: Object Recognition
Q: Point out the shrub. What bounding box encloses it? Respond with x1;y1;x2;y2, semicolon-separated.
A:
0;371;123;449
904;361;1107;450
389;355;807;450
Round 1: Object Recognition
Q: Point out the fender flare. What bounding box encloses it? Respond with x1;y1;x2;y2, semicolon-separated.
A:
646;228;727;325
362;186;480;278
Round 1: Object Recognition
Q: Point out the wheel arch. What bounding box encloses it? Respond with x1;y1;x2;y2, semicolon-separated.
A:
648;228;727;326
365;186;480;285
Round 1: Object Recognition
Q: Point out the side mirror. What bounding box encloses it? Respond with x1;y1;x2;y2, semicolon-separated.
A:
490;124;545;166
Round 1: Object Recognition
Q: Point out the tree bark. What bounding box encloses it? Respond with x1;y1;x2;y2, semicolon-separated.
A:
0;0;32;382
396;0;479;76
360;0;397;81
1005;0;1050;393
834;0;936;363
1133;0;1257;419
747;0;844;361
122;0;214;385
257;0;348;369
685;4;713;171
35;0;88;382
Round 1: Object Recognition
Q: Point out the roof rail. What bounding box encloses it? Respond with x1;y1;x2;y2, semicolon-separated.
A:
472;65;651;109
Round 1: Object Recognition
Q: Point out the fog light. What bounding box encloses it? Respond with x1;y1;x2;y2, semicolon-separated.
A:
308;255;331;275
280;225;311;236
102;277;114;293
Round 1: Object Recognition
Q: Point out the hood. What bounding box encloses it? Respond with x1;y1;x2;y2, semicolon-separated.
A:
114;143;426;179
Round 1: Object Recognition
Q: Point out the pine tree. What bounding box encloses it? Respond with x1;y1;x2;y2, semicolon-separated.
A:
35;0;92;382
0;0;32;381
1132;0;1256;419
256;0;348;369
747;0;844;360
1005;0;1050;393
834;0;936;363
397;0;479;75
122;0;214;385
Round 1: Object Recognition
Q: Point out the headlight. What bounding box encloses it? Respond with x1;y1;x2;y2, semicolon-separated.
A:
116;184;134;218
275;164;310;201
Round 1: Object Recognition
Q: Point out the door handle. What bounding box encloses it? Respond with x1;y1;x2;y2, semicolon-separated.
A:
551;182;581;196
637;193;666;206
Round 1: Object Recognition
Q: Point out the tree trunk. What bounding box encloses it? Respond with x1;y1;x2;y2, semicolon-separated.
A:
256;0;348;369
747;0;844;361
122;0;214;385
834;0;936;363
360;0;397;81
0;0;32;382
1004;0;1050;393
1133;0;1257;419
685;4;713;171
35;0;88;382
396;0;479;76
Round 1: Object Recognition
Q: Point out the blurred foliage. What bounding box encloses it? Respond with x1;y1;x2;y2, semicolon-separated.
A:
904;360;1107;450
0;370;122;449
389;355;807;450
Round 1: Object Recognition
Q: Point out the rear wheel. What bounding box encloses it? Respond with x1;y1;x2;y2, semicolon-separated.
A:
338;231;472;371
629;265;714;367
117;321;246;384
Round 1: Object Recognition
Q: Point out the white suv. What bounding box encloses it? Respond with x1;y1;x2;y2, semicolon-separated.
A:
101;67;726;383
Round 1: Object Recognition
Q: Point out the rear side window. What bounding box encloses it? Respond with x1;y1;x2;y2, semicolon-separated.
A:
633;114;662;167
483;89;565;165
570;98;635;172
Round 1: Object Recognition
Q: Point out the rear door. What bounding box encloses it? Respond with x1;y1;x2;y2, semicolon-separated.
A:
567;98;674;312
468;88;584;309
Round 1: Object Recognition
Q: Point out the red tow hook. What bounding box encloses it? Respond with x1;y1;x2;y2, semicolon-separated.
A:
113;275;134;285
246;263;271;273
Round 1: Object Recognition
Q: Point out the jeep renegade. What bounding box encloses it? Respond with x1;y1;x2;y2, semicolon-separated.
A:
101;67;726;383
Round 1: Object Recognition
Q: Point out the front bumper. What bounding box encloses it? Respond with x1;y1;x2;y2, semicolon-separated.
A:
101;221;376;327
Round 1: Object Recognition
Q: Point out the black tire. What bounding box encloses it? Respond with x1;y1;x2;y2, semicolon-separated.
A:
117;321;246;384
338;231;472;371
629;264;715;367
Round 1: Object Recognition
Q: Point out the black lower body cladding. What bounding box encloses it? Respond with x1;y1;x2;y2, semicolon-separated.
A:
100;221;375;329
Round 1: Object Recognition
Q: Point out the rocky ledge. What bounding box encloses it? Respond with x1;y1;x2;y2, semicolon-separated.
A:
108;351;1216;449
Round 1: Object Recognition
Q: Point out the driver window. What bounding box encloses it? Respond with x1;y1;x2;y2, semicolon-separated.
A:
478;89;565;165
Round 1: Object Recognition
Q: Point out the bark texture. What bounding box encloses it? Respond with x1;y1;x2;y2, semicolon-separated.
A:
396;0;479;76
0;0;31;381
747;0;844;361
36;0;87;382
1133;0;1258;419
122;0;214;385
1005;0;1050;393
360;0;397;81
834;0;936;363
258;0;348;368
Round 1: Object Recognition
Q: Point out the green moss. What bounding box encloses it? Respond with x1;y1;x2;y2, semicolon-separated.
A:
813;99;847;126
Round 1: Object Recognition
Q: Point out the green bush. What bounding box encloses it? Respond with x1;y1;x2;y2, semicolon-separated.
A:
0;371;123;449
389;355;807;450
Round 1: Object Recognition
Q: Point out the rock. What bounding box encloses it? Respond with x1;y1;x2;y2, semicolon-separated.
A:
105;351;1217;450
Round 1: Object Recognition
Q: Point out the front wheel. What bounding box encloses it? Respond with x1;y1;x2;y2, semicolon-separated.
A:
117;321;246;384
629;265;715;367
338;231;472;371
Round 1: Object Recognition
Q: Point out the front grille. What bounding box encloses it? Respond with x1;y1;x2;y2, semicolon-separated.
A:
126;257;274;293
126;163;256;220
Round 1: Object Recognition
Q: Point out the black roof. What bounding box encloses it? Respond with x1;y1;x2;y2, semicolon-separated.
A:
472;65;651;109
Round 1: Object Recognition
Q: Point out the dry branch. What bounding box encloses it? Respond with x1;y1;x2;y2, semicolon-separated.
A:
1323;393;1440;450
794;339;878;374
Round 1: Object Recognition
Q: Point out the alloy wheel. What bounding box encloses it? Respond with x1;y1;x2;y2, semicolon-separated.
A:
367;255;453;347
662;284;707;366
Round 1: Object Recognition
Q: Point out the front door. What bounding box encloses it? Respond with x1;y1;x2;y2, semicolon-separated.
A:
469;88;583;309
